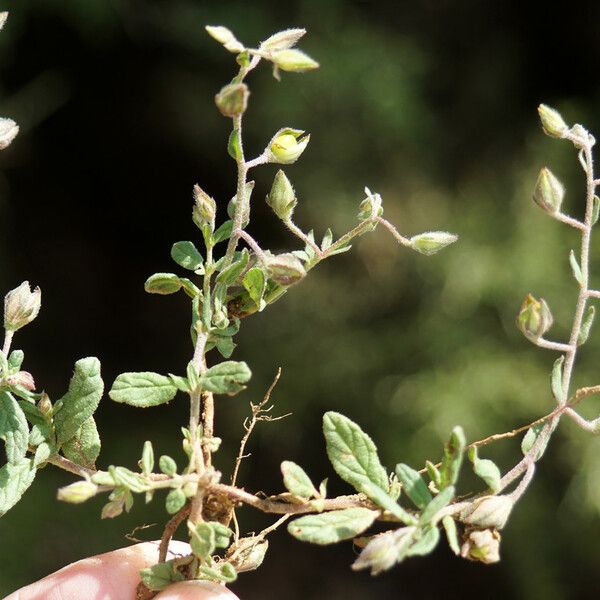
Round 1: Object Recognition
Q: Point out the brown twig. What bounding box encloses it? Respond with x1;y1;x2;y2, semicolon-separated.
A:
158;504;191;563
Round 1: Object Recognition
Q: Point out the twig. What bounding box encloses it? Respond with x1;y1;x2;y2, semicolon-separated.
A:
376;216;412;247
231;369;283;488
554;212;586;231
534;338;573;353
158;504;191;563
236;229;269;263
284;220;323;258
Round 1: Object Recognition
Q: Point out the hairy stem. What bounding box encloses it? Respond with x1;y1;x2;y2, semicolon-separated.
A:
2;329;13;357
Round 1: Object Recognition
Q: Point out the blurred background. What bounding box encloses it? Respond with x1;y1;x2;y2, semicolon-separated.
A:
1;0;600;598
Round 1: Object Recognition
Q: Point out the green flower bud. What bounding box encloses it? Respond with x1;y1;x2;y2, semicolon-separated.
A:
357;187;383;220
270;48;319;73
266;253;306;286
4;281;41;332
227;181;254;227
269;128;310;164
517;293;553;339
460;528;501;564
538;104;568;138
192;184;217;229
409;231;458;256
215;83;249;118
460;495;514;530
57;481;98;504
266;170;297;220
533;168;564;214
0;117;19;150
569;124;591;149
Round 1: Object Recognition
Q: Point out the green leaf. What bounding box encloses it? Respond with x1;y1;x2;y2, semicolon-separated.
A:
287;507;378;545
243;267;267;311
215;337;235;358
208;521;234;548
227;128;243;161
551;356;564;403
141;441;154;475
144;273;183;295
0;391;29;464
168;374;191;393
323;412;389;492
426;460;442;488
53;357;104;446
200;361;251;395
569;250;583;285
109;466;148;493
439;426;466;489
521;422;550;460
468;447;501;493
140;560;184;592
395;463;433;509
0;459;36;517
420;485;455;525
190;521;216;558
159;455;178;476
407;526;440;557
216;249;249;286
281;461;317;499
578;305;595;345
33;441;54;467
109;372;177;407
171;241;203;271
62;417;101;469
442;515;460;555
212;220;233;245
592;195;600;225
7;349;24;371
165;488;186;514
198;562;237;583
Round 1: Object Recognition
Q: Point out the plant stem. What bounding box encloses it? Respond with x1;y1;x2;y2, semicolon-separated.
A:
284;219;323;257
158;504;191;563
2;329;13;357
236;229;269;263
500;134;597;492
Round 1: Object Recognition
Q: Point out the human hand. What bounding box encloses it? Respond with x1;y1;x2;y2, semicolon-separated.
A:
5;541;240;600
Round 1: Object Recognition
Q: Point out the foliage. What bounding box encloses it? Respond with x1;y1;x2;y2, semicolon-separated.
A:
1;12;600;598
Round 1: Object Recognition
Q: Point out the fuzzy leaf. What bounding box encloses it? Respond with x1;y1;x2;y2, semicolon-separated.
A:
442;515;460;555
144;273;183;295
171;241;203;271
420;485;455;525
243;267;267;311
439;426;466;489
190;521;216;558
281;461;317;498
140;560;184;592
62;417;101;469
323;412;388;492
551;356;564;403
212;220;233;245
165;488;186;514
54;358;103;445
288;507;378;545
569;250;583;285
0;459;36;517
578;305;595;345
468;447;501;493
200;361;251;395
395;463;432;509
0;391;29;464
521;422;550;460
109;372;177;407
216;249;249;286
407;526;440;557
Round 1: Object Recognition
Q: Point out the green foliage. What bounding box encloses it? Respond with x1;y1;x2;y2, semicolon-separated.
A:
61;417;101;469
53;357;103;445
200;361;251;395
468;447;501;493
0;459;36;517
171;241;204;271
0;391;29;464
288;508;378;545
395;463;432;509
109;372;177;407
281;461;318;499
140;560;185;591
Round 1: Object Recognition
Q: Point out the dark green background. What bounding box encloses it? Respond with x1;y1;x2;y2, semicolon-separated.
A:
1;1;599;598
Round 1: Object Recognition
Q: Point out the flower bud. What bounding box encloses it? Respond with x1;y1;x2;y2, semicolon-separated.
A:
409;231;458;256
38;393;52;417
192;184;217;229
270;49;319;73
215;83;249;118
533;168;564;214
266;253;306;286
569;124;591;149
460;495;514;530
538;104;568;138
269;128;310;164
7;371;35;391
0;12;8;31
4;281;41;332
227;181;254;228
267;170;297;221
517;293;553;339
357;187;383;220
460;528;501;564
0;117;18;150
57;481;98;504
227;538;269;573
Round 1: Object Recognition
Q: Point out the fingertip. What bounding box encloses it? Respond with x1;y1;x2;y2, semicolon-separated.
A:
154;580;240;600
